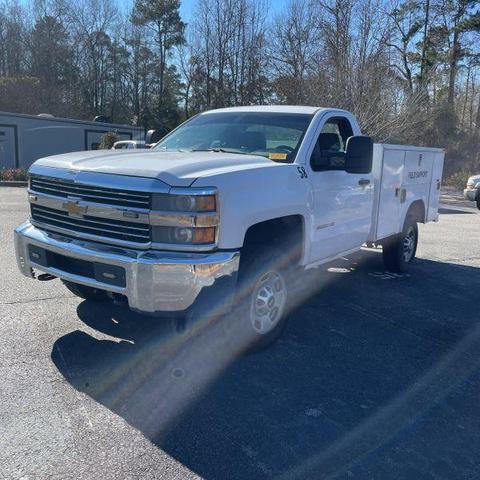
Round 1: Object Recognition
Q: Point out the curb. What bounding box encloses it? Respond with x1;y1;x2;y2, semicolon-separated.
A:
0;181;27;187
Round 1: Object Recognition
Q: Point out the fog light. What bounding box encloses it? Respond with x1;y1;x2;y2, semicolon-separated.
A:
152;226;216;245
173;227;194;243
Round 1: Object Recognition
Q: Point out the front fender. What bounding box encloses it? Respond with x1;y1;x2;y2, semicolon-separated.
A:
192;164;312;253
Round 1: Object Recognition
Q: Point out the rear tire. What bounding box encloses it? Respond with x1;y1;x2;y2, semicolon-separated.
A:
476;197;480;210
62;280;109;301
382;216;418;273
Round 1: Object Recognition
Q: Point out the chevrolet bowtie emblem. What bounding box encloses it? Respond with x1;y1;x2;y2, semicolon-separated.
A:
63;201;87;217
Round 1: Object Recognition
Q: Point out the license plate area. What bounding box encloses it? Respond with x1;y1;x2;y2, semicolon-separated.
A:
28;245;126;288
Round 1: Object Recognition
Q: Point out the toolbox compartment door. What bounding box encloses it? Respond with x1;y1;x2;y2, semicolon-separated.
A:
375;147;404;240
403;150;434;223
426;152;445;221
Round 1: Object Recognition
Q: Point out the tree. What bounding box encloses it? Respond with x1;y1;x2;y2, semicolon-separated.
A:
123;22;156;123
131;0;185;112
269;0;320;104
0;1;29;76
387;1;423;93
188;0;270;110
62;0;119;117
29;15;75;113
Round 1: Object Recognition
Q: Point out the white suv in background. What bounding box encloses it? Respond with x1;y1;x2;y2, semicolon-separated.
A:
464;175;480;209
112;140;147;150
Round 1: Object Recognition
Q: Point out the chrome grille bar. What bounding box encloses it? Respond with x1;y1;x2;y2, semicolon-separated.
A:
30;175;151;208
31;204;151;244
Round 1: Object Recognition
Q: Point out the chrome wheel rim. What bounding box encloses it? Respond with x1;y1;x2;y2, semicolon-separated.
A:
250;271;287;335
403;226;416;262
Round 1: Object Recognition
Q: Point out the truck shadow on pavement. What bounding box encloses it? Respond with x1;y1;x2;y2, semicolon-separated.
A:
51;250;480;480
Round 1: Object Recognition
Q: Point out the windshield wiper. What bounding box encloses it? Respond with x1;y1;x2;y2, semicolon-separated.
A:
191;148;249;155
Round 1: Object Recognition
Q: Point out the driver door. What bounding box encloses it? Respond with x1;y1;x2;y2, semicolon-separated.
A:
307;116;374;263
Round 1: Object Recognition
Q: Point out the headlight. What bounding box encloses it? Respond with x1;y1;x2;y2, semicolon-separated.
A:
152;226;216;245
152;192;216;212
151;188;218;247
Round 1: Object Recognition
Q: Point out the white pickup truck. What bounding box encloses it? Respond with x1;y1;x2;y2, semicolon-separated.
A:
15;106;444;348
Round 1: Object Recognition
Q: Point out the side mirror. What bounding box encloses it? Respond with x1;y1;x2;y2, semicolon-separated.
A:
345;136;373;174
145;129;162;146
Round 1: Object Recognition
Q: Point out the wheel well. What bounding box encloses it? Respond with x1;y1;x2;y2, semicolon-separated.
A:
407;200;426;223
242;215;304;264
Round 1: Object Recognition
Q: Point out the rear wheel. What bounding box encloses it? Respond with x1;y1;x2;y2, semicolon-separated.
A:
62;280;109;301
382;216;418;273
476;197;480;210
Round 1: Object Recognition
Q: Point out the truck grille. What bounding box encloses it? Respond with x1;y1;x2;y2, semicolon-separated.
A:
31;204;151;244
30;175;151;209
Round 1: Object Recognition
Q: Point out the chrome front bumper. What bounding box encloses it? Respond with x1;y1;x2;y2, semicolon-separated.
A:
14;221;240;313
464;188;478;201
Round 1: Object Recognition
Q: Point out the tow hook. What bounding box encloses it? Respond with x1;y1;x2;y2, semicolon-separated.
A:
37;273;57;281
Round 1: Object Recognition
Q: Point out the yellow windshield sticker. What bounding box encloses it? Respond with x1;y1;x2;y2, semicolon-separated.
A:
269;152;288;161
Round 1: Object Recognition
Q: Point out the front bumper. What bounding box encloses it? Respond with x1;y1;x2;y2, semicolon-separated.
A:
14;221;240;314
464;188;478;201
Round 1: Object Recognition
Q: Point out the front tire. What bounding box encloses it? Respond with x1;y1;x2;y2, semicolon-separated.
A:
235;247;291;351
382;216;418;273
62;280;109;301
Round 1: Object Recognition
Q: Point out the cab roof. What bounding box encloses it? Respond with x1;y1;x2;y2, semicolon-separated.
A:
201;105;328;115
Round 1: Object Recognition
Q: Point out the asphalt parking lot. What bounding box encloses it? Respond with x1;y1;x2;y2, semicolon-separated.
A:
1;187;480;480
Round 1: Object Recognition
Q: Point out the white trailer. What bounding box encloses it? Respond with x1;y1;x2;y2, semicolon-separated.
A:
0;111;144;169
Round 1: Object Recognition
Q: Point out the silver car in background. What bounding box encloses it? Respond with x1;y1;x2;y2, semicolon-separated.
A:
464;174;480;209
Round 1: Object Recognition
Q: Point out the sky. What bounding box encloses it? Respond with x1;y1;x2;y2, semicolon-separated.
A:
119;0;289;23
179;0;288;22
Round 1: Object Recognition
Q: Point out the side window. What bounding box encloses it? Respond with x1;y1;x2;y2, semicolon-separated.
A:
310;117;354;171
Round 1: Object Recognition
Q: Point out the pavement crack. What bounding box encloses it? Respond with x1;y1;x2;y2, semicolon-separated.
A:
0;294;75;305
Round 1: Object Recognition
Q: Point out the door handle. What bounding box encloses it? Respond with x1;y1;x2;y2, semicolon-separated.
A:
358;179;370;187
396;187;407;202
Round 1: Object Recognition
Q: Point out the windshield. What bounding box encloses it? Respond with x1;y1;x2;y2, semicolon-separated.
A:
154;112;313;163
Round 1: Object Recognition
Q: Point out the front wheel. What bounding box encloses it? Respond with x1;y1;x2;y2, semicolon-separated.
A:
234;247;291;351
382;216;418;273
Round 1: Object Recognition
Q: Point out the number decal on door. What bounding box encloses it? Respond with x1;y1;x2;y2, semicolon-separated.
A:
297;166;308;179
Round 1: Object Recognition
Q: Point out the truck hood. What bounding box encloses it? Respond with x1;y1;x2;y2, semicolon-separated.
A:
32;149;277;187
